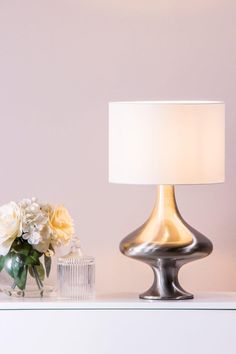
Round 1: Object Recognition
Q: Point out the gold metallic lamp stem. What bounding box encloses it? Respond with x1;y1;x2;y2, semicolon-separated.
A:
155;185;177;215
136;185;193;247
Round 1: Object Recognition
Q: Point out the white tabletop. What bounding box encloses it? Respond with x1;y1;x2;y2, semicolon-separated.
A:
0;292;236;310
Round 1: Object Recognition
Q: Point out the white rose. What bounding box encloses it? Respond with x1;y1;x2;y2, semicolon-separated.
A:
0;202;22;256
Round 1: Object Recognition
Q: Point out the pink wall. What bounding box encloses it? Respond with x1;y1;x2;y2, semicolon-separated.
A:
0;0;235;294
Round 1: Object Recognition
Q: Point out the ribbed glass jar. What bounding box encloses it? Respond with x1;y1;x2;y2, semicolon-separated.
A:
57;249;95;300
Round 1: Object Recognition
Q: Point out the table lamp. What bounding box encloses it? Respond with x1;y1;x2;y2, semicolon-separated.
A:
109;101;225;300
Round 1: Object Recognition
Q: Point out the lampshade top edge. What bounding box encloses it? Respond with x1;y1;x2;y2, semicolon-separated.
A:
109;100;224;105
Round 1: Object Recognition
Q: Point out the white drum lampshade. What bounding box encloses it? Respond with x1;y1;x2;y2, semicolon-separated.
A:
109;101;225;185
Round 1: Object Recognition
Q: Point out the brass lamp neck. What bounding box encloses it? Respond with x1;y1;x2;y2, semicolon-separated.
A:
154;185;179;217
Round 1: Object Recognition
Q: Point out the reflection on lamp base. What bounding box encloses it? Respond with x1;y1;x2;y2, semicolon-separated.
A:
120;185;213;300
139;260;193;300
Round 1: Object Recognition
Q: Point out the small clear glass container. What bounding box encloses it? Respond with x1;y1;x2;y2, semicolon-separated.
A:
57;239;95;300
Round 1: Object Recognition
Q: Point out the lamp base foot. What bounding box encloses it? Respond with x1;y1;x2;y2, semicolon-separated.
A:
139;262;194;300
139;294;193;300
139;291;193;301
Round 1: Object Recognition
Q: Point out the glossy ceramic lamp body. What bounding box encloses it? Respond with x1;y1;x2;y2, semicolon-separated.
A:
109;101;225;300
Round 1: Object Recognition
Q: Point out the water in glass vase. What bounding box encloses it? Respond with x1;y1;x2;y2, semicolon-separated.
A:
0;238;55;297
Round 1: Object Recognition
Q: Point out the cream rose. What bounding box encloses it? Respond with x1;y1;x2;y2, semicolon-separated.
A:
0;202;22;256
49;205;74;246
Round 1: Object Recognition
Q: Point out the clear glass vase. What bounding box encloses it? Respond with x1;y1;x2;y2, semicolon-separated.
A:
0;245;55;298
0;269;55;297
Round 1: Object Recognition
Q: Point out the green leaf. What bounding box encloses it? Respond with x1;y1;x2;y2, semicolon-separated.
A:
13;246;43;267
4;253;28;290
25;255;40;266
36;263;45;282
15;266;28;290
4;253;15;278
12;240;32;256
0;256;5;272
31;249;43;260
44;254;51;278
12;255;25;279
29;262;45;282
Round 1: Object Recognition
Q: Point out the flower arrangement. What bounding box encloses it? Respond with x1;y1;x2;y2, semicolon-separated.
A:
0;198;74;295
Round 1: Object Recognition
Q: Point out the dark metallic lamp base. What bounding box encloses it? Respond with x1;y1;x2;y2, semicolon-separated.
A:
139;260;193;300
120;185;213;300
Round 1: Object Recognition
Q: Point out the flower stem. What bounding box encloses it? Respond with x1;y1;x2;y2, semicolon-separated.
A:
36;271;44;288
11;280;17;290
32;266;43;296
